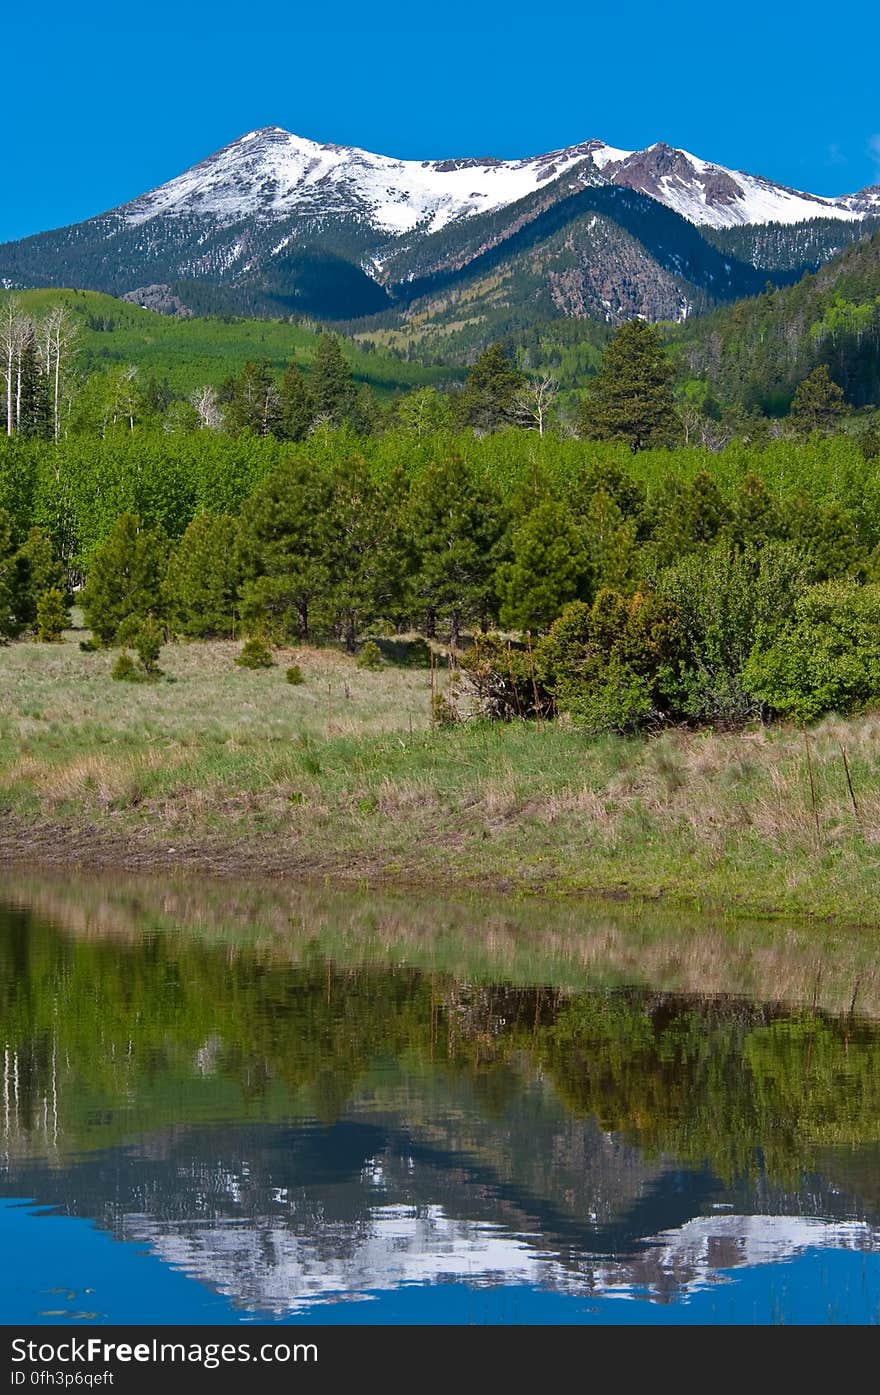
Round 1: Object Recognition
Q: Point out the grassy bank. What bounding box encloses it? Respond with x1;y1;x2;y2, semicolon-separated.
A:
2;631;880;924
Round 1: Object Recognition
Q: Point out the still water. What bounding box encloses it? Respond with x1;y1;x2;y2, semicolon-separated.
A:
1;873;879;1325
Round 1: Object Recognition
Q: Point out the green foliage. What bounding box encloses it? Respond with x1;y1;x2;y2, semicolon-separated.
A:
536;590;682;733
235;636;274;669
498;499;592;632
459;634;545;720
743;581;880;720
163;513;242;637
110;650;138;682
408;454;507;644
285;663;305;685
223;360;281;437
457;343;526;432
356;641;384;671
577;321;680;451
658;541;808;724
133;616;164;675
431;691;459;725
239;460;337;642
35;587;69;642
310;334;357;426
80;513;167;645
788;364;845;434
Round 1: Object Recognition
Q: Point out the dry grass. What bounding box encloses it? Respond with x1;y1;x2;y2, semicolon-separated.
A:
3;633;880;923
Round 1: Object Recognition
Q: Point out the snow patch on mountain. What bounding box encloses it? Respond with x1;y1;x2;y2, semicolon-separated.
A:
112;127;880;240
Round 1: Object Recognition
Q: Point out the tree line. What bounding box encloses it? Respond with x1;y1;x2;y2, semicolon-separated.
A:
3;412;880;726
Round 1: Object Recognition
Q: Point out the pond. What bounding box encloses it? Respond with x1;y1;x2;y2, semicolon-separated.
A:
1;871;879;1326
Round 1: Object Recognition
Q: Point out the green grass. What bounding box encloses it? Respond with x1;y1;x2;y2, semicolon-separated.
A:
2;629;880;925
2;288;460;398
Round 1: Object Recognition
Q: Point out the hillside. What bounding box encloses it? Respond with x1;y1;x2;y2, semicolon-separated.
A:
672;229;880;414
1;288;458;399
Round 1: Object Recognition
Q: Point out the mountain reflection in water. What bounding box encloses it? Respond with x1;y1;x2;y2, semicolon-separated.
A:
1;875;879;1323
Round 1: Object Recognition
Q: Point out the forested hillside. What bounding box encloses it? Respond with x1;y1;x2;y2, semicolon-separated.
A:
673;230;880;414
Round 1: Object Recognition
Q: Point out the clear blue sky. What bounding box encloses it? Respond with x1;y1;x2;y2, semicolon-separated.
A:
3;0;879;243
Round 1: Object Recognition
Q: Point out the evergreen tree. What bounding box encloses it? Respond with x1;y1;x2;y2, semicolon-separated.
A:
309;335;356;426
80;514;167;644
163;514;243;636
225;361;281;437
14;527;64;629
0;509;26;640
327;457;407;650
788;364;845;434
457;343;526;433
239;461;338;641
408;456;507;645
498;499;592;632
582;489;640;591
35;587;70;642
277;363;315;441
577;321;679;451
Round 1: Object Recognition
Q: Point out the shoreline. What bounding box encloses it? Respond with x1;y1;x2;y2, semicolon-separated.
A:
1;812;878;931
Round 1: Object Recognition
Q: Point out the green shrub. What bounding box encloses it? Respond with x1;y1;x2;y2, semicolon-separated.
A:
431;691;458;725
235;637;274;669
35;588;70;643
356;640;384;670
134;617;164;675
285;664;304;685
535;590;682;733
657;541;808;725
743;580;880;721
111;651;138;682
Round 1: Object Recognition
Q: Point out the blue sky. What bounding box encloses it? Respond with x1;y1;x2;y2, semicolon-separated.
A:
3;0;879;243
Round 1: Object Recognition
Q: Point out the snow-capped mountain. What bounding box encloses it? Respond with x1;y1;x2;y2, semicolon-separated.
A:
2;126;879;331
119;126;879;235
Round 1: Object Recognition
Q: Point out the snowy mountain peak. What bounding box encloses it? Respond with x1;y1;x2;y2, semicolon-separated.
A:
116;127;880;237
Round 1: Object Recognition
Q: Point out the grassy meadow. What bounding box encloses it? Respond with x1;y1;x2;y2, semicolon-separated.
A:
2;625;880;925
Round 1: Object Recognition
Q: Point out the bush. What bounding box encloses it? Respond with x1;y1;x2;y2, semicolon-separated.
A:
431;691;458;725
134;617;164;675
743;581;880;721
657;541;807;725
459;633;546;720
535;590;682;733
36;588;70;643
356;640;384;670
111;651;138;682
285;664;304;685
235;637;274;669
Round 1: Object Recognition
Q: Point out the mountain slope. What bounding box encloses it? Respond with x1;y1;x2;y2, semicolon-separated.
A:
2;126;880;331
672;230;880;412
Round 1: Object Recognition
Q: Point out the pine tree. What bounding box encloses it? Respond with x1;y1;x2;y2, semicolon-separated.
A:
80;514;167;644
277;363;315;441
457;343;526;433
788;364;845;434
498;499;592;632
408;456;507;645
309;335;356;426
163;514;243;636
239;461;339;641
225;361;281;437
35;588;70;642
577;321;679;451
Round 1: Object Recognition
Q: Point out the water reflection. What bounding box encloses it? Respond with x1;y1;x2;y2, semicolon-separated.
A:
1;874;879;1323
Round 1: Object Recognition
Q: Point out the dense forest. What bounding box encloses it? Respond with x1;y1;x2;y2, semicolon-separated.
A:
2;272;879;734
